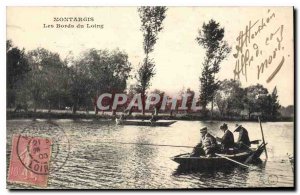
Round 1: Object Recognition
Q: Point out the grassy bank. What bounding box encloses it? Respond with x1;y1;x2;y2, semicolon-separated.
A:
6;111;294;122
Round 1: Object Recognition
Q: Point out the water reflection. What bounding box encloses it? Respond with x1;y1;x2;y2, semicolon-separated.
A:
6;119;294;189
173;165;251;188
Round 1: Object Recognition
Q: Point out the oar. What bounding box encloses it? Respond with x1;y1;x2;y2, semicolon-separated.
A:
215;153;251;168
250;140;260;144
258;117;268;159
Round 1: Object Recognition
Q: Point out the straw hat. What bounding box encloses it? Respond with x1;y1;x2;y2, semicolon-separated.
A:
234;124;242;132
200;126;208;133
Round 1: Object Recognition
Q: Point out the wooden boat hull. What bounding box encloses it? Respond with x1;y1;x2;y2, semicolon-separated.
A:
116;119;176;127
171;148;264;170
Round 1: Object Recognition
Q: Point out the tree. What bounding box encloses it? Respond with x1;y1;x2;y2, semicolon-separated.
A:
6;40;30;108
198;60;217;116
124;84;140;115
215;79;244;117
269;87;281;120
68;61;92;114
226;81;245;116
196;19;231;118
136;6;167;115
26;48;66;112
279;105;294;118
244;84;269;119
71;48;132;114
150;89;165;115
178;88;195;113
215;81;282;120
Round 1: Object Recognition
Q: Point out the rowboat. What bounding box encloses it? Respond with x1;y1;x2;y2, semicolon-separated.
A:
116;119;176;127
171;145;265;170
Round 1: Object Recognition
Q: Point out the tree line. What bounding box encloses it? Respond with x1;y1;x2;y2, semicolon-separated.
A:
7;41;132;114
195;19;282;120
6;7;283;120
7;6;167;116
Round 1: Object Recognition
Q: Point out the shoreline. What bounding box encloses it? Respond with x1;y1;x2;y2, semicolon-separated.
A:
6;111;294;122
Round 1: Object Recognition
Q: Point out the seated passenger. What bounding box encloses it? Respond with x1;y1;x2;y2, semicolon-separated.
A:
234;124;251;150
219;123;234;154
191;127;217;157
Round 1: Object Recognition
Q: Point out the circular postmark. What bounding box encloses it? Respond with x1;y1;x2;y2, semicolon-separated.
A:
259;173;278;186
268;174;278;185
16;121;70;175
16;135;52;175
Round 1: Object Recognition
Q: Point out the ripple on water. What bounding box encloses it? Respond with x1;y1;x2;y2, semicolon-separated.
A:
6;120;294;189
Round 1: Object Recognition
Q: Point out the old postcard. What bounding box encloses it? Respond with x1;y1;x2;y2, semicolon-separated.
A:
6;6;294;189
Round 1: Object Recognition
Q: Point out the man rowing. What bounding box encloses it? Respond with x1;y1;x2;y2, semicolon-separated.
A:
191;127;217;157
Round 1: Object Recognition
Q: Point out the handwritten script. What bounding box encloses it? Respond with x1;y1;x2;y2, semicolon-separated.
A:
233;9;286;83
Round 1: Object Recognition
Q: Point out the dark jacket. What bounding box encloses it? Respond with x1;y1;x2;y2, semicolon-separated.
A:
221;129;234;150
237;127;251;147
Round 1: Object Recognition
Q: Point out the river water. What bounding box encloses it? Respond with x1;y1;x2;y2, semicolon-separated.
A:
6;119;294;189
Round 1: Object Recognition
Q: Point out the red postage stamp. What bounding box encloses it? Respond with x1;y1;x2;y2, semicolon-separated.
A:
8;134;52;187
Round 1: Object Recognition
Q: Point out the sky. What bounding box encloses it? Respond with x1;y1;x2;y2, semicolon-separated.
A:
7;7;294;106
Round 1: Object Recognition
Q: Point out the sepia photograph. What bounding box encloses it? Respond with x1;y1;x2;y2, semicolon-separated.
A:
6;6;294;189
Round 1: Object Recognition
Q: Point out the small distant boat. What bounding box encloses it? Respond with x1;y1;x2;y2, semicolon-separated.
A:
116;118;176;127
171;145;265;170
